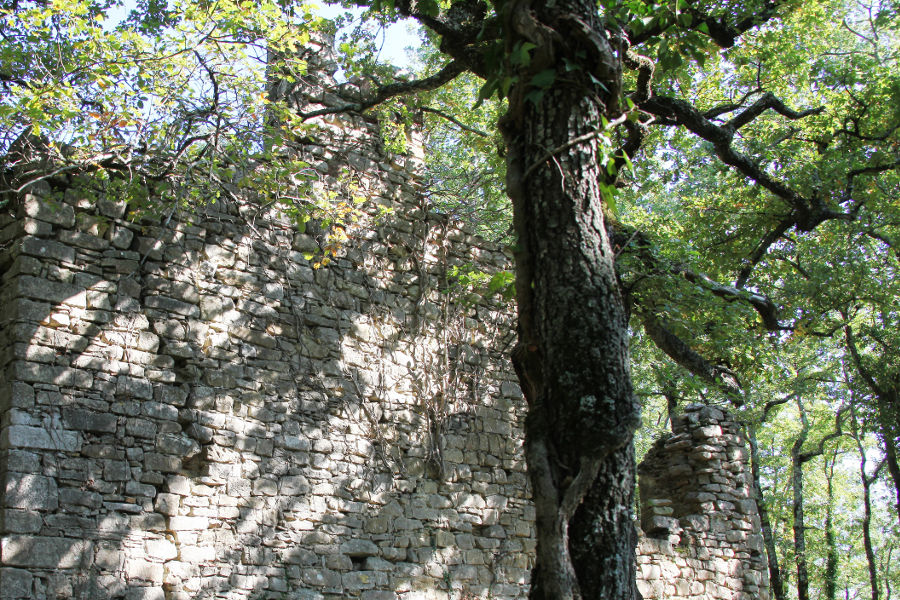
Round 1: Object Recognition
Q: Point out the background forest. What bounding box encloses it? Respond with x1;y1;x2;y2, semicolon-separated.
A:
1;0;898;599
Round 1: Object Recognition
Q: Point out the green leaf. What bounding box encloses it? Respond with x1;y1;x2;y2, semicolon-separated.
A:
530;69;556;89
524;89;545;106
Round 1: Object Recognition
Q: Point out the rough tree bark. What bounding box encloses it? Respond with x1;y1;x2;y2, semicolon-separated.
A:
791;397;811;600
852;406;882;600
749;424;787;600
488;0;639;600
499;1;640;598
824;451;838;600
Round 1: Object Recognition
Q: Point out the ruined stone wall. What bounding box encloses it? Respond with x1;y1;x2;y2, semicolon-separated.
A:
0;36;770;600
636;405;770;600
0;36;534;600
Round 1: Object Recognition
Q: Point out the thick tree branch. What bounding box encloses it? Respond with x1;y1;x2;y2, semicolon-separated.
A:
298;61;467;121
637;309;743;400
799;405;849;463
726;92;823;132
627;0;785;48
643;94;821;210
680;268;785;330
393;0;496;77
618;227;787;329
642;93;865;287
844;323;886;398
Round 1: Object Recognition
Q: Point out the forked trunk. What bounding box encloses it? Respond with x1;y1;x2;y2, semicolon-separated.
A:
501;1;640;597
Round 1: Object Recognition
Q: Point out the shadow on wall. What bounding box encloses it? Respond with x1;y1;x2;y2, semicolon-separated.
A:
0;136;533;598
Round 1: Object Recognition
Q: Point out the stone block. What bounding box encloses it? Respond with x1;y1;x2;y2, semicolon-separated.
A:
58;487;102;509
0;567;33;599
1;424;81;452
117;376;154;400
280;475;310;495
15;276;86;307
125;587;165;600
144;453;182;473
342;570;378;591
3;450;39;473
20;195;75;227
252;478;278;496
10;362;93;390
0;510;42;534
125;559;164;583
144;295;199;317
1;536;92;569
62;407;118;433
341;539;379;557
168;516;209;531
59;230;110;251
146;539;177;561
19;236;75;264
361;592;397;600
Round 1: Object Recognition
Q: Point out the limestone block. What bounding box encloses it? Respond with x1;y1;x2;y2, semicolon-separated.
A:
125;587;166;600
361;592;397;600
117;376;154;400
125;558;165;583
20;195;75;227
179;545;216;563
343;570;379;591
168;516;209;531
144;453;182;473
0;510;42;534
252;478;278;496
152;493;179;516
0;567;33;599
1;536;92;569
20;236;76;263
58;487;102;509
2;424;81;452
4;473;58;511
341;539;379;557
11;359;94;389
62;407;118;433
144;295;200;317
280;475;311;495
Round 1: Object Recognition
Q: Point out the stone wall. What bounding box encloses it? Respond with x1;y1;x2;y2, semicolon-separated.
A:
636;405;770;600
0;35;770;600
0;36;535;599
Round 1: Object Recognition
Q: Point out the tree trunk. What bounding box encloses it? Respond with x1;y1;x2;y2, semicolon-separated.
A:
824;451;838;600
853;408;881;600
875;390;900;525
749;425;787;600
791;398;810;600
500;1;640;598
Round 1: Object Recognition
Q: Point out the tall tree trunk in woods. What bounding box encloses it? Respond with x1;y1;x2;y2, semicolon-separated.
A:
500;1;640;598
852;407;881;600
824;451;839;600
875;390;900;525
845;326;900;525
749;425;787;600
792;397;811;600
